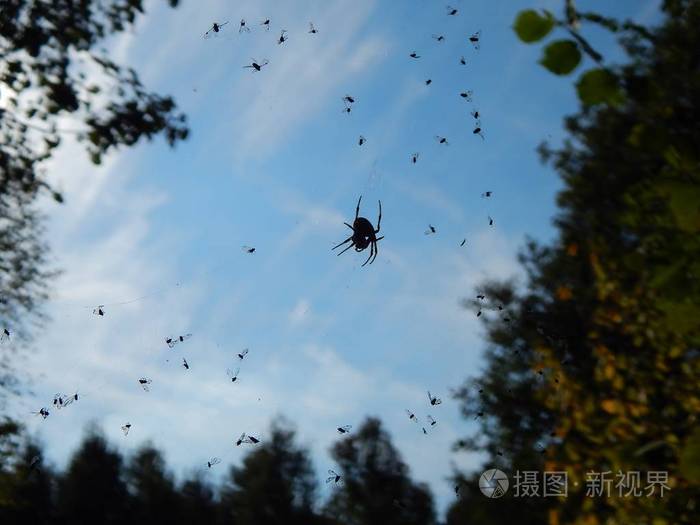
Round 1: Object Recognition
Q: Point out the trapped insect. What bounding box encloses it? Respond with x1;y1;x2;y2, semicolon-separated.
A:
207;457;221;469
260;19;270;30
332;196;383;267
358;135;366;146
239;19;250;33
481;191;492;198
427;415;437;427
469;30;481;50
434;135;448;145
308;22;318;34
460;91;473;101
138;378;152;391
122;423;132;435
425;79;432;86
165;333;192;348
409;52;421;59
425;224;436;235
182;358;190;370
33;408;50;419
473;125;485;140
446;5;458;16
237;348;249;360
278;29;288;44
411;152;419;164
204;21;229;38
1;328;10;342
460;239;466;246
326;469;342;484
236;433;260;446
428;391;442;406
241;245;256;253
227;367;241;383
243;59;269;72
405;409;418;422
93;305;105;316
337;425;352;434
459;56;467;65
488;215;494;226
432;34;445;43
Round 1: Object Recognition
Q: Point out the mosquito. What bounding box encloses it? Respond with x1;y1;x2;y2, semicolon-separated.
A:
337;425;352;434
1;328;9;342
428;391;442;406
488;216;494;226
138;378;152;391
93;305;105;316
239;19;250;33
309;22;318;34
434;135;448;145
242;245;256;253
207;457;221;469
405;409;418;423
227;367;240;383
235;433;260;446
243;59;269;72
358;135;366;146
425;224;437;235
409;52;421;59
459;90;473;101
446;5;458;16
165;333;192;348
204;21;229;38
411;152;419;164
122;423;132;435
427;415;437;427
278;29;288;45
326;469;342;484
459;56;467;65
260;19;271;30
422;427;428;435
182;358;190;370
469;30;481;50
33;407;50;419
237;348;249;360
432;34;445;43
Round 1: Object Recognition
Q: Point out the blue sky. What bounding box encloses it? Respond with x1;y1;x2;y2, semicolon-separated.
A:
7;0;658;515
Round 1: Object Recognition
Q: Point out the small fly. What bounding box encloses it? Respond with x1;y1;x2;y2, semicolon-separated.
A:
337;425;352;434
428;391;442;406
138;378;152;392
326;469;342;484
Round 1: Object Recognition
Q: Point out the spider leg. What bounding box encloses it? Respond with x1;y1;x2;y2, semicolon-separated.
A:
371;239;380;264
375;200;382;232
361;243;374;267
332;236;353;250
337;241;355;256
344;222;354;230
355;196;362;221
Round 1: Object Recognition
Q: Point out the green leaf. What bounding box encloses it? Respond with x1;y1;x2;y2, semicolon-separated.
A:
576;68;624;106
539;40;582;75
513;10;555;43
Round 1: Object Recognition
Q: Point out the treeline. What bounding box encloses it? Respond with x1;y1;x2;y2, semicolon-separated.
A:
0;417;439;525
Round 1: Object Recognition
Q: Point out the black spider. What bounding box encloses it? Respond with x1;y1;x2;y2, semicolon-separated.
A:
332;196;383;267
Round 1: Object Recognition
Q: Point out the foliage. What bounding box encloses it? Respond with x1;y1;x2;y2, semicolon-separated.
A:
325;417;436;525
452;1;700;524
1;419;438;525
0;0;188;345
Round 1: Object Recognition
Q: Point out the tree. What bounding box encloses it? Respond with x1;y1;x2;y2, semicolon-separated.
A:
451;1;700;524
219;422;324;525
125;445;181;525
325;417;436;525
179;474;217;525
56;429;131;525
0;0;188;346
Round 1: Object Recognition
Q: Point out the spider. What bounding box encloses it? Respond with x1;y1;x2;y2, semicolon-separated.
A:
332;196;383;267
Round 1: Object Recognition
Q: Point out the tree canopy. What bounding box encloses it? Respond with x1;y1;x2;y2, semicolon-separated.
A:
450;1;700;524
